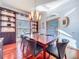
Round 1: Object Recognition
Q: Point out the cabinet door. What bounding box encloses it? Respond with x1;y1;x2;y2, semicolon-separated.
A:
46;19;58;40
16;14;30;38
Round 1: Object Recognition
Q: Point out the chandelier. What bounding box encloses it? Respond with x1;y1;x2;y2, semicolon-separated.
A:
29;11;41;21
28;0;41;21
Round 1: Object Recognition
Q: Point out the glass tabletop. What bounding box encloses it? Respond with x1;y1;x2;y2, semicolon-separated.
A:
26;33;57;45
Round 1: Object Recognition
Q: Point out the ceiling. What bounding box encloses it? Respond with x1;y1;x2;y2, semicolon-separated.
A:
1;0;54;12
0;0;70;13
36;0;70;12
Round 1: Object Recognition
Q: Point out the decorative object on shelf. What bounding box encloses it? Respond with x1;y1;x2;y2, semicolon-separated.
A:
7;24;11;27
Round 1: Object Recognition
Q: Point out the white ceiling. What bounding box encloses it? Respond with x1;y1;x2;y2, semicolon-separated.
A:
36;0;70;12
1;0;54;12
0;0;70;13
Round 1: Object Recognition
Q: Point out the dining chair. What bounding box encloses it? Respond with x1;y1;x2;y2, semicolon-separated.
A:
46;39;69;59
20;35;43;58
20;35;28;55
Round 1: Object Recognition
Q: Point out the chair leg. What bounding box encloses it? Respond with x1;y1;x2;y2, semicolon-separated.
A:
26;46;29;59
65;54;67;59
43;49;46;59
23;45;25;55
20;40;23;48
47;54;50;59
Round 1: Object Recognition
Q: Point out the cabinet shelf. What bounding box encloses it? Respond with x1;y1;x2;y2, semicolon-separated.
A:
0;20;15;23
0;7;16;33
0;14;15;18
1;27;15;32
0;26;15;28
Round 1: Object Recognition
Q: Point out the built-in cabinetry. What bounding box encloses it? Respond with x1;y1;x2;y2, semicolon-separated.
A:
31;21;38;33
16;14;30;38
46;18;58;41
0;7;38;44
16;14;38;38
0;7;16;45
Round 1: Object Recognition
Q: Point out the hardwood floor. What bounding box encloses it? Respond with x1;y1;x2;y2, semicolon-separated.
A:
3;43;16;59
23;51;56;59
3;43;79;59
3;43;56;59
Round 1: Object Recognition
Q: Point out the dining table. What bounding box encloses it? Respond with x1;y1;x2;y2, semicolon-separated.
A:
26;33;57;59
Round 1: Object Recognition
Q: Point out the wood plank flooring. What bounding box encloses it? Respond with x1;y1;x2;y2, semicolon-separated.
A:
3;43;79;59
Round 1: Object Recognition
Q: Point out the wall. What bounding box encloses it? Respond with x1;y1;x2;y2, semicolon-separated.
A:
48;0;79;48
38;12;47;41
38;0;79;58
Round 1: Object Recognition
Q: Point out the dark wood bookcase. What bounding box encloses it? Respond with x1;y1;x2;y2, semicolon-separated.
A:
0;7;16;45
31;21;38;33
